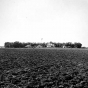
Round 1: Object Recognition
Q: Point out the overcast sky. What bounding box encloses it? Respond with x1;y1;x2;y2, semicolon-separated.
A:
0;0;88;47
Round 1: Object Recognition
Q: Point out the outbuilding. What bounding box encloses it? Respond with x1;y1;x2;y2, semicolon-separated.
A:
25;45;31;48
36;45;43;48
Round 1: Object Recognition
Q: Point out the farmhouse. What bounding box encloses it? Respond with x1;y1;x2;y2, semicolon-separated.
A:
47;42;55;48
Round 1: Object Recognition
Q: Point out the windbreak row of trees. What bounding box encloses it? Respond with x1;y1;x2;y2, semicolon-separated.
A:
4;41;82;48
4;41;46;48
52;42;82;48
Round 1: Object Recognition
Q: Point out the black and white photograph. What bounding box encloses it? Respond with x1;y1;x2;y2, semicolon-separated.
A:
0;0;88;87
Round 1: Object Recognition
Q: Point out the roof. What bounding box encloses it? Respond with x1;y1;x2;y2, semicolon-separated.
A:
25;45;31;48
36;45;42;48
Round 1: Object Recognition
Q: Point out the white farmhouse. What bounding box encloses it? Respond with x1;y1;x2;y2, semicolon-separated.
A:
47;42;55;48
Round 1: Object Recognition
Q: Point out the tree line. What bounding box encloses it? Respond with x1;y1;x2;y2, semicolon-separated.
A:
4;41;82;48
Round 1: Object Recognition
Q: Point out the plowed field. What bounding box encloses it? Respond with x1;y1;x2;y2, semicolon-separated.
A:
0;48;88;88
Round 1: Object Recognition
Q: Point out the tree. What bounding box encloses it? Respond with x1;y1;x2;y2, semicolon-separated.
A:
13;41;21;48
74;42;82;48
4;42;11;48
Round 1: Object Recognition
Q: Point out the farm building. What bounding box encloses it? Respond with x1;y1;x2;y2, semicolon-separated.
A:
62;45;66;48
0;46;5;48
47;42;55;48
25;45;31;48
36;45;43;48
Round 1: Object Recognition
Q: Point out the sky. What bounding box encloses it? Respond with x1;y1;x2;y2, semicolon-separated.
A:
0;0;88;47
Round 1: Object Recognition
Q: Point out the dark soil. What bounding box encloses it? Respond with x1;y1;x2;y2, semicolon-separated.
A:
0;48;88;88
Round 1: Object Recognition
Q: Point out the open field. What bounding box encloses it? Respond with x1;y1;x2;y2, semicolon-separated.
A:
0;48;88;88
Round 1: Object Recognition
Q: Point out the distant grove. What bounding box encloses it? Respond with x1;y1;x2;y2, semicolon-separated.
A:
4;41;82;48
